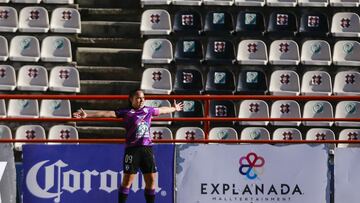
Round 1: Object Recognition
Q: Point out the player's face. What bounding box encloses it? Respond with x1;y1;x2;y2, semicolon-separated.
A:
131;91;145;109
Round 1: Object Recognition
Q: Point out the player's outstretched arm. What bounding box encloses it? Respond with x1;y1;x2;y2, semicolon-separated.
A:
158;101;184;115
73;108;116;118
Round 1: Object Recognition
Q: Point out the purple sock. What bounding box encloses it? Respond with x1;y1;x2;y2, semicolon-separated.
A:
145;189;155;203
120;187;130;195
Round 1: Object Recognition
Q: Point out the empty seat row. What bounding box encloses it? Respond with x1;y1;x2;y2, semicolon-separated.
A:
142;39;360;66
145;99;360;127
0;99;71;118
141;68;360;96
0;35;72;62
0;7;80;33
0;0;74;4
0;125;78;151
0;65;80;92
141;0;359;7
141;10;360;37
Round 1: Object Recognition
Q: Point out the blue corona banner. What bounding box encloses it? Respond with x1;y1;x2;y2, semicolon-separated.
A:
22;144;174;203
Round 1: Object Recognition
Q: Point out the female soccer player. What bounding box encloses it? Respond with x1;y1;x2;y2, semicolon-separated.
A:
73;89;183;203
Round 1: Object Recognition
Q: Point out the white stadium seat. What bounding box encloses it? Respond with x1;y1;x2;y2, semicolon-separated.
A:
237;40;268;65
209;127;238;140
269;40;300;65
235;0;265;6
306;128;335;152
0;100;6;118
141;68;172;94
331;13;360;37
9;35;40;62
141;0;171;6
50;8;81;33
203;0;234;5
0;125;12;139
0;65;16;91
0;36;9;61
273;128;302;140
17;65;48;91
301;40;331;66
298;0;327;6
48;66;80;93
140;10;171;36
42;0;74;4
271;100;301;126
48;125;78;144
172;0;202;5
333;41;360;66
301;71;332;96
303;101;333;126
176;127;205;140
338;129;360;148
0;7;18;32
269;70;300;95
41;36;72;62
18;7;49;33
335;101;360;127
238;100;269;126
267;0;297;7
7;99;39;118
333;71;360;95
142;39;173;65
11;0;41;3
40;99;71;118
330;0;359;7
150;127;173;140
15;125;45;151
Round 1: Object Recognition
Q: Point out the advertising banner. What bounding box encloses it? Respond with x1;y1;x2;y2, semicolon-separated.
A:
335;148;360;203
0;144;17;203
23;144;174;203
176;144;329;203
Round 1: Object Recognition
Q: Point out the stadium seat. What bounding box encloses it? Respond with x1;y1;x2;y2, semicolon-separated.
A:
238;100;269;126
235;11;265;34
269;70;300;95
240;127;270;140
173;10;202;35
0;7;18;32
7;99;39;118
338;129;360;148
40;99;71;118
205;40;235;65
150;127;173;140
330;0;359;7
0;0;9;2
173;68;203;94
0;100;6;118
333;41;360;66
48;66;80;93
144;100;172;125
140;10;171;36
142;39;173;65
209;127;238;140
333;71;360;95
205;67;235;94
17;65;48;91
236;69;268;95
42;0;74;4
273;128;302;140
301;40;331;65
174;39;203;64
301;71;332;96
267;12;297;36
271;100;301;126
203;0;233;5
298;0;328;6
331;13;360;37
0;125;12;139
48;125;79;144
11;0;41;3
235;0;265;6
172;0;202;5
41;36;72;62
303;101;333;126
209;100;236;125
0;36;8;61
299;13;329;36
204;11;234;35
266;0;297;7
18;7;49;33
175;127;205;140
141;0;171;6
9;36;40;62
174;100;204;118
306;128;335;152
15;125;45;151
50;8;81;33
335;101;360;126
237;40;268;65
141;68;172;94
269;40;300;65
0;65;16;91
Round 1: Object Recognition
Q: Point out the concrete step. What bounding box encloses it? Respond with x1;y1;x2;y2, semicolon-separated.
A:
77;126;126;138
76;47;142;67
77;66;143;80
76;37;143;49
80;80;140;94
80;21;140;38
77;0;140;8
79;8;140;22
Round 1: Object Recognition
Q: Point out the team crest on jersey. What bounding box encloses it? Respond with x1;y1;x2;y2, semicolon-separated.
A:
136;121;149;138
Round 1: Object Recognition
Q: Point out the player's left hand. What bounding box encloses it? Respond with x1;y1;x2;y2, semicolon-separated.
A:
174;100;184;112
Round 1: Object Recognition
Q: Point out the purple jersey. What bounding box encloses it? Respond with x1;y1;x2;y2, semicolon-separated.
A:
115;106;160;148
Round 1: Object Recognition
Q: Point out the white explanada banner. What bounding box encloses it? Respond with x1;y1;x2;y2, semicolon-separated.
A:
175;144;329;203
0;144;16;203
335;148;360;203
